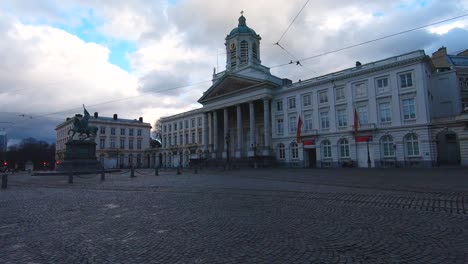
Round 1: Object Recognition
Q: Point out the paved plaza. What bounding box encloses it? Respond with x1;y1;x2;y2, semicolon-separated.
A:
1;167;467;263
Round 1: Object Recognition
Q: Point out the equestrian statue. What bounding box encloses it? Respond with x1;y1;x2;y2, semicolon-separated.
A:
68;105;98;140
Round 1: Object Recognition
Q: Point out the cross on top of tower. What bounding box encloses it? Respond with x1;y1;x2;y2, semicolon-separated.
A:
240;10;244;16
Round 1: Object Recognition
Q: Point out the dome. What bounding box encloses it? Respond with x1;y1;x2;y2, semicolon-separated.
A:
227;14;257;37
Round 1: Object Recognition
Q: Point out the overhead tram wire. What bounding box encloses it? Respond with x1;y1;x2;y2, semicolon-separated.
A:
276;0;311;44
270;13;468;69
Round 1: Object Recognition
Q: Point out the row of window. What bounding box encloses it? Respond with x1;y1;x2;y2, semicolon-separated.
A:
163;117;202;133
99;138;143;150
99;154;143;167
162;131;203;148
276;98;416;135
100;127;142;137
277;134;420;160
277;72;414;112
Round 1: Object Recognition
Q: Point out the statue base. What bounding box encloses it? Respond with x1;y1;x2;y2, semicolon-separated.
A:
55;140;102;173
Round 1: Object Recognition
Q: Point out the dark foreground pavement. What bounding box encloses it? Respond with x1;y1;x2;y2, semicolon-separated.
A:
1;168;467;263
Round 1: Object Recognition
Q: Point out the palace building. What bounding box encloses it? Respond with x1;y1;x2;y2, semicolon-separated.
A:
156;14;468;168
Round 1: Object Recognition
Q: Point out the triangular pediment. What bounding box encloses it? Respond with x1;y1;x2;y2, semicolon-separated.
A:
198;74;275;104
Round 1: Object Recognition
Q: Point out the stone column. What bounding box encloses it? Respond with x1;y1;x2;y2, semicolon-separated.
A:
249;101;255;157
223;107;229;158
203;112;209;155
236;104;242;158
213;110;218;158
263;98;271;154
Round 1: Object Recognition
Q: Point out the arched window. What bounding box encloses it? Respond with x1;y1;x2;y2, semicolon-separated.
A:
252;43;258;60
381;135;394;157
322;140;332;158
240;40;248;65
278;143;285;159
230;46;237;68
291;142;298;160
339;138;349;158
405;134;420;156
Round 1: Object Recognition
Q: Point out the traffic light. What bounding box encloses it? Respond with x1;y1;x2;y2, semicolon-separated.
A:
3;161;7;166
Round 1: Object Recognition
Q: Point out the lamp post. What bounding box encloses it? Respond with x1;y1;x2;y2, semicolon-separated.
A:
366;138;371;168
225;130;230;169
252;142;258;169
393;143;397;167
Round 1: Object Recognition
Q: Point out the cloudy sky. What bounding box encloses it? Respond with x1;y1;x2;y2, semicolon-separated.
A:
0;0;467;145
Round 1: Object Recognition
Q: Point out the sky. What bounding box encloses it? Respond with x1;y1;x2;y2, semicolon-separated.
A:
0;0;467;146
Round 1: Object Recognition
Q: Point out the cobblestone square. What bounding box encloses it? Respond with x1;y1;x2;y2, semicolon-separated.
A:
1;168;467;263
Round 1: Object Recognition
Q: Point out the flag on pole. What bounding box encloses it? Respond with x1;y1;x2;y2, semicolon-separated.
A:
353;108;359;137
296;115;303;143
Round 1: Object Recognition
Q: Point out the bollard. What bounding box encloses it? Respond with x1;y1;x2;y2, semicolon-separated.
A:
1;174;8;189
101;168;105;181
177;166;181;175
194;166;198;174
155;167;159;176
130;167;135;178
68;173;73;184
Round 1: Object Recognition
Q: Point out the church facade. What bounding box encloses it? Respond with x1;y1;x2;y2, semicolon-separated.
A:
157;14;468;168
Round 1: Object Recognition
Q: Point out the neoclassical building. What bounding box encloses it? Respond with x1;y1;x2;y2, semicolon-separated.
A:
157;14;468;168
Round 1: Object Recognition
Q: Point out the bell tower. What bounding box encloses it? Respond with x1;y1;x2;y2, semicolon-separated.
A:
225;11;262;72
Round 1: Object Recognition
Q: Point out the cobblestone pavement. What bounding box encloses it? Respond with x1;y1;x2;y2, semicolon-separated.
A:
1;168;467;263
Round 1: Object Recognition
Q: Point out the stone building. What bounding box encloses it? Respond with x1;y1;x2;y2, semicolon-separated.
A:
56;113;152;169
157;14;467;168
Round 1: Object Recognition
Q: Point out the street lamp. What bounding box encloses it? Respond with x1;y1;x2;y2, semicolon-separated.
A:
366;138;371;168
225;130;230;169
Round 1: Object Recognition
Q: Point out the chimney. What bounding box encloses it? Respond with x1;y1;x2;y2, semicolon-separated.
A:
431;46;450;69
355;61;362;67
139;117;143;122
94;112;98;118
113;114;117;120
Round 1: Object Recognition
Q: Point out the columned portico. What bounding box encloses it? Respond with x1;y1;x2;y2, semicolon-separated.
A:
249;101;255;157
223;108;229;158
213;110;218;158
236;104;242;158
203;112;209;155
263;98;271;155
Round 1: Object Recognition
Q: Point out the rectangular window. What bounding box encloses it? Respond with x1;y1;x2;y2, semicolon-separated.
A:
129;128;134;136
163;125;167;133
288;97;296;110
168;137;171;146
180;135;183;145
357;106;368;124
320;112;329;129
110;128;116;135
168;124;171;132
289;116;297;133
137;129;142;136
335;87;345;101
185;133;189;144
400;72;413;88
174;135;177;145
276;100;283;112
276;118;284;135
120;128;126;135
99;138;105;149
379;102;392;122
179;121;183;130
191;119;195;128
319;90;328;104
120;138;125;149
174;123;177;130
402;98;416;120
302;94;311;107
129;139;134;149
191;132;196;143
354;82;367;98
185;120;189;129
198;117;202;127
376;77;389;94
337;109;347;127
137;139;142;150
304;113;313;131
198;131;202;143
110;138;116;149
100;126;106;135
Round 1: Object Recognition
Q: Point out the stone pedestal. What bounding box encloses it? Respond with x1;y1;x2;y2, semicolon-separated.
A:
56;140;101;173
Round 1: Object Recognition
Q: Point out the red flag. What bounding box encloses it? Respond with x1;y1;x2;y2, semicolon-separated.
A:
353;108;359;137
296;115;303;143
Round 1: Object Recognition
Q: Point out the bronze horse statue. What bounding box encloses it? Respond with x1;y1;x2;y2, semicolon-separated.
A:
68;105;98;140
